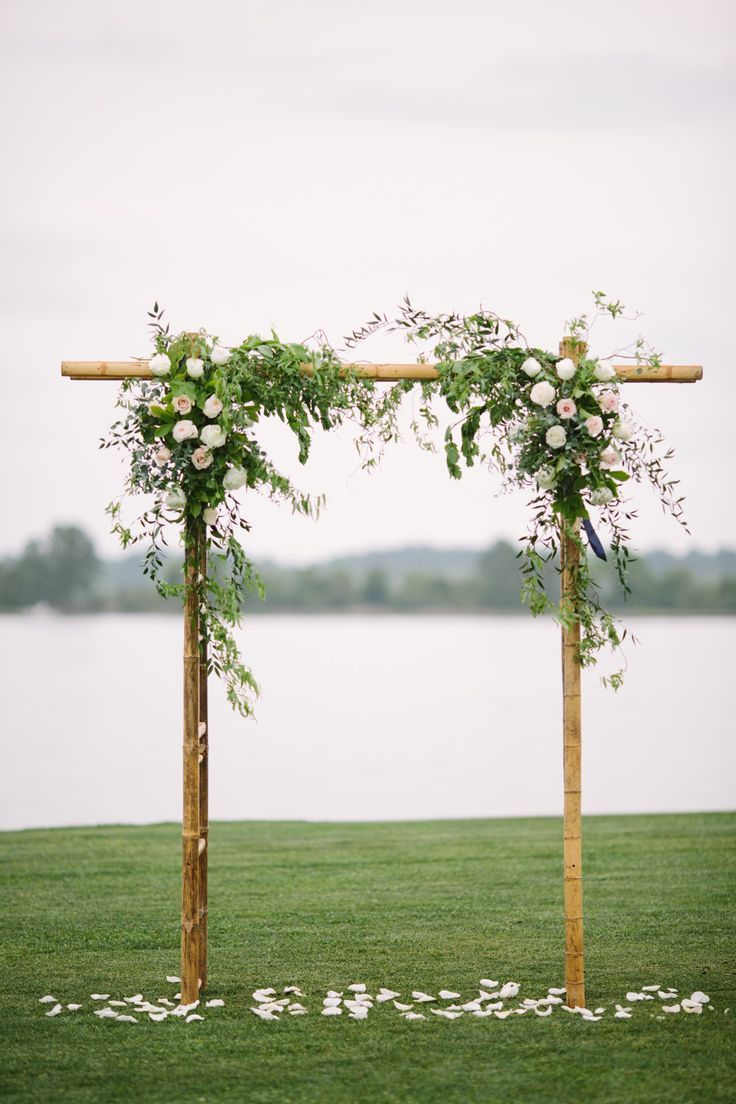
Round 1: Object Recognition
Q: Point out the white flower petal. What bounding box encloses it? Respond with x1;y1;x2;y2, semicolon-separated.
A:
251;1007;279;1020
498;982;520;1000
347;983;366;993
290;1009;308;1016
412;992;435;1003
376;989;400;1002
116;1015;137;1023
548;987;566;996
480;979;499;988
691;991;710;1005
431;1008;463;1019
186;1014;204;1023
323;997;341;1007
534;1006;553;1017
149;1012;168;1021
662;1003;681;1013
166;976;181;984
66;1004;82;1012
90;994;110;1001
321;1006;342;1016
45;1003;63;1017
326;990;343;999
641;984;661;992
94;1008;119;1018
284;987;303;996
439;990;460;1000
393;1002;414;1012
494;1010;513;1020
39;995;57;1004
205;999;225;1008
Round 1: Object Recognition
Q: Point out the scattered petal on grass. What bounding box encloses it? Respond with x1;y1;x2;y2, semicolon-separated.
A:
412;992;436;1003
289;1003;305;1012
691;992;710;1005
327;991;343;999
174;993;181;1000
462;1001;482;1012
45;1004;63;1018
472;1009;494;1018
376;989;400;1003
548;987;566;996
253;989;276;1001
205;999;224;1008
124;994;143;1004
66;1004;82;1012
626;992;647;1002
594;1007;606;1015
642;984;661;992
581;1015;602;1022
538;996;562;1006
166;976;181;984
284;987;303;996
39;996;57;1004
478;990;499;1001
90;995;110;1001
116;1015;137;1024
251;1008;279;1020
439;990;461;1000
402;1012;425;1020
480;980;499;988
149;1013;168;1022
431;1009;463;1019
522;999;539;1008
157;998;174;1007
349;1007;369;1020
347;983;366;993
321;1006;342;1017
108;1001;127;1008
681;999;703;1014
534;1006;553;1017
393;1002;414;1012
186;1014;204;1023
94;1009;118;1019
494;1010;513;1020
290;1009;308;1016
614;1011;632;1020
662;1004;681;1013
658;991;678;1000
499;983;520;1000
323;998;341;1008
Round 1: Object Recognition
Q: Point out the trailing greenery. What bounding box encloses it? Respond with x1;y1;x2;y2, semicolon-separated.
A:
2;815;734;1104
104;296;687;710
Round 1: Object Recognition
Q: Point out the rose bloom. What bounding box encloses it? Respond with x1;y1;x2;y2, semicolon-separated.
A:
191;446;213;470
612;419;635;441
556;357;576;380
521;357;542;378
546;424;567;449
556;398;577;419
585;415;604;438
210;345;230;366
536;466;557;490
598;390;619;413
600;445;620;468
223;467;247;491
203;507;218;526
203;395;224;418
172;419;198;443
593;362;616;382
530;380;556;407
154;446;171;465
589;486;614;506
186;357;204;379
172;395;193;415
200;424;226;449
150;352;171;377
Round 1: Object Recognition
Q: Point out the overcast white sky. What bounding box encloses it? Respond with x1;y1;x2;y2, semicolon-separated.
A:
1;0;734;563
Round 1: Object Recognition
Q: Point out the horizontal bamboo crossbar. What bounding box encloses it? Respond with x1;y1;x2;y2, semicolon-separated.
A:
60;360;703;383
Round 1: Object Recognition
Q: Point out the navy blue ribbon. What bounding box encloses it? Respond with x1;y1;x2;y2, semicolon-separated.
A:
582;517;607;562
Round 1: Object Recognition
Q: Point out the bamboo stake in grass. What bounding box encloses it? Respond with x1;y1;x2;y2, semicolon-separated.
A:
181;517;202;1005
559;336;585;1009
198;536;209;990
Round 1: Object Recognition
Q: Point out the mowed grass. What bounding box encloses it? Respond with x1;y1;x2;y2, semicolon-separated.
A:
2;814;735;1104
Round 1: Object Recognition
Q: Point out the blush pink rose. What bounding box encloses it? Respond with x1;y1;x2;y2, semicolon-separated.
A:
585;415;604;438
598;390;619;413
154;446;171;464
203;395;223;419
556;398;577;419
600;446;620;468
191;446;213;470
172;395;193;415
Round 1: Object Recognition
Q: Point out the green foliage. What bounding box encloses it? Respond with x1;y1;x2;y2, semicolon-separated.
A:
104;296;688;711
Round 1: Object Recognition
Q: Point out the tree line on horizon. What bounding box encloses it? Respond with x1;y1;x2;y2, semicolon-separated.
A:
1;525;735;615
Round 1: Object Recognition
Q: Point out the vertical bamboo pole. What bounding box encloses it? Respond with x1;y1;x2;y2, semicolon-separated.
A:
181;517;202;1005
198;536;209;989
560;336;585;1009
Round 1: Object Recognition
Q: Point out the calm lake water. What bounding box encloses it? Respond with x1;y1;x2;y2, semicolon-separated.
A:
1;613;734;830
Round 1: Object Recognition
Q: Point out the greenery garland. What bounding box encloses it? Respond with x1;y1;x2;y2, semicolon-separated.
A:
105;295;686;713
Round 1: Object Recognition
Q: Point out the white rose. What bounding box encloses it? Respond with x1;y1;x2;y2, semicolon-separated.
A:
589;486;614;505
556;357;576;380
521;357;542;378
612;419;635;441
210;345;230;366
203;395;224;419
186;357;204;379
164;488;186;511
200;424;226;449
150;353;172;377
536;466;557;490
191;446;213;470
172;419;198;443
154;446;171;465
594;361;617;382
546;424;567;449
203;507;218;526
530;380;556;407
223;467;247;491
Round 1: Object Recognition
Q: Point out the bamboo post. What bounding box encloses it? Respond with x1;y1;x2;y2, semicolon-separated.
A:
181;517;202;1005
198;536;209;989
559;336;585;1008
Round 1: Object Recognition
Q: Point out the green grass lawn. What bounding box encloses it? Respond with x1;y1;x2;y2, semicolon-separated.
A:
2;814;735;1104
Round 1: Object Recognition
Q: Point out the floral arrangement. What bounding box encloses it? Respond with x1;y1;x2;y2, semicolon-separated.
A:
105;295;686;712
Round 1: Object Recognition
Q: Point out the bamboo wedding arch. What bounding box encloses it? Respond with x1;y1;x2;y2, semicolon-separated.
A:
62;343;703;1009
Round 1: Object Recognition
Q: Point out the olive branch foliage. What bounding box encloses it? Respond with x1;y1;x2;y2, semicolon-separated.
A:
104;296;687;714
